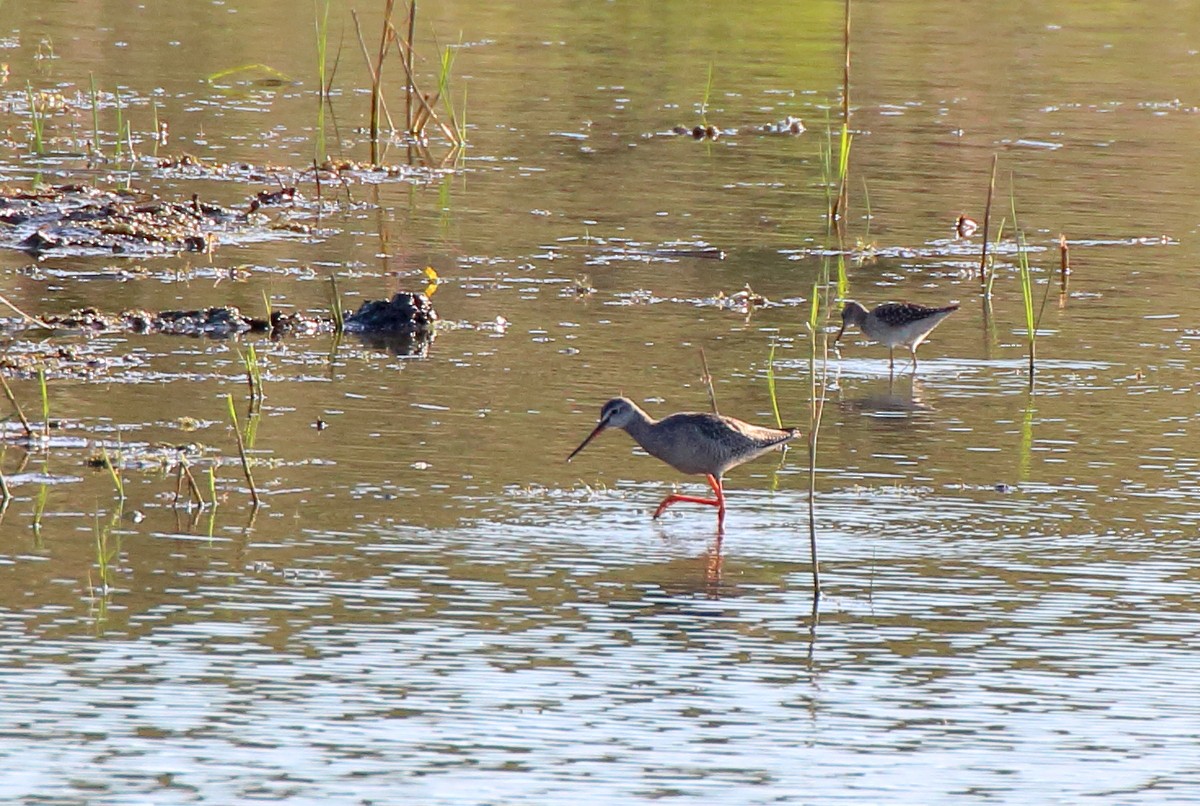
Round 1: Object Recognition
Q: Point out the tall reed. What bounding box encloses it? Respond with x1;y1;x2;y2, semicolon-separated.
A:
700;62;714;128
100;445;125;503
1010;190;1037;386
371;0;398;162
766;340;782;429
0;446;9;509
437;41;466;143
329;275;345;332
37;367;49;442
89;73;101;154
26;84;44;155
699;347;718;414
835;0;852;222
978;154;998;293
226;393;261;507
93;515;119;594
315;0;332;161
806;282;827;598
114;91;125;161
238;344;264;403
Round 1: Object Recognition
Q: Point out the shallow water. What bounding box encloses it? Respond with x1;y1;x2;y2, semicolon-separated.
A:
3;0;1200;802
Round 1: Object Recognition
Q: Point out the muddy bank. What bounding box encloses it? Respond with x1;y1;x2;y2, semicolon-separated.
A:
0;183;305;257
34;292;437;341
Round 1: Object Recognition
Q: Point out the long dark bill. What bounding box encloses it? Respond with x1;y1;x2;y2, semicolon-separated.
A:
833;322;847;343
566;421;607;462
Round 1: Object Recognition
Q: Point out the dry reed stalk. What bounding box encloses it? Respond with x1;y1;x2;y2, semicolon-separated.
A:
388;37;458;143
405;0;417;130
350;8;397;163
0;293;52;329
699;347;718;414
0;375;32;437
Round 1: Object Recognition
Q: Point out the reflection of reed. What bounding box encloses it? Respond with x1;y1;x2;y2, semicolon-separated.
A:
1018;396;1035;483
1059;234;1071;309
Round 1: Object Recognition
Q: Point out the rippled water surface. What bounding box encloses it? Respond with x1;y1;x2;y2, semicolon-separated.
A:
3;1;1200;802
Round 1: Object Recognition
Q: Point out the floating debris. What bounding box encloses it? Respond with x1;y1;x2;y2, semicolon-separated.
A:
754;115;805;135
955;214;979;238
562;275;596;297
663;115;804;140
669;124;723;140
715;283;769;312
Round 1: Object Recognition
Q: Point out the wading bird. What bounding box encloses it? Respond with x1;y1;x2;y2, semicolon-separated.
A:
835;300;959;373
567;396;798;530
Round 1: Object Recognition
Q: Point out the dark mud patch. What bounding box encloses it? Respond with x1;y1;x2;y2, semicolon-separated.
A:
40;305;328;339
36;291;436;340
341;293;440;356
0;183;312;258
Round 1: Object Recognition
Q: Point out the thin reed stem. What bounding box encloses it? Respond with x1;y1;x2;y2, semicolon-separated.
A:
978;154;998;291
405;0;417;130
699;347;718;414
37;367;49;442
226;393;261;507
0;375;33;437
100;445;125;502
0;446;9;508
1010;187;1037;388
329;275;345;332
766;340;782;429
806;282;826;599
89;73;101;155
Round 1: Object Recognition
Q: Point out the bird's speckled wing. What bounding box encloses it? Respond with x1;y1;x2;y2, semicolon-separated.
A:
642;412;797;477
872;302;959;328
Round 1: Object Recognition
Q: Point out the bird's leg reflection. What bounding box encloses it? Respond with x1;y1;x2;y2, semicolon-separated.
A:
704;533;724;596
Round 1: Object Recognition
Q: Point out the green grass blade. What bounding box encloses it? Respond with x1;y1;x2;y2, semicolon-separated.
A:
700;62;714;127
766;341;782;429
89;73;101;153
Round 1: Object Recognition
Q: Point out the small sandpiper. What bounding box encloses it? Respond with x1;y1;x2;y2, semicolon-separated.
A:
835;301;959;372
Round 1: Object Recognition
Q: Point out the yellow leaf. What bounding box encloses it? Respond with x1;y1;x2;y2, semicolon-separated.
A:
423;266;440;297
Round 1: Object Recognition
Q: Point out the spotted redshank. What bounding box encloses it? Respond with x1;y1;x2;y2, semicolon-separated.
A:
567;397;798;530
835;300;959;372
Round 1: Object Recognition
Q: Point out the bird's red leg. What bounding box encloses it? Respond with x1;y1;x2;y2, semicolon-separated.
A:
652;473;724;521
708;474;726;529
